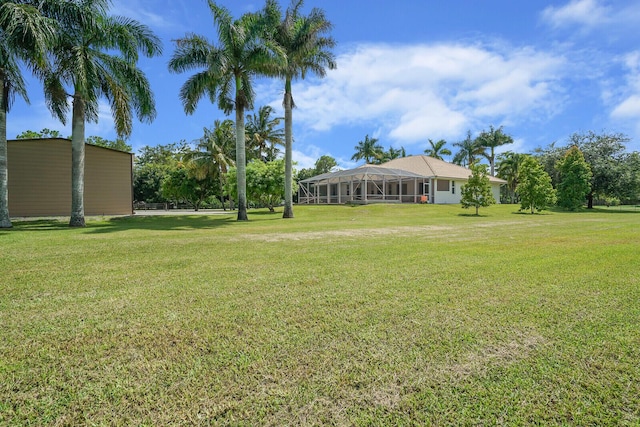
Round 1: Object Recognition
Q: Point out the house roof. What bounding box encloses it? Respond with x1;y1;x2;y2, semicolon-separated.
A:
299;165;426;184
378;155;506;184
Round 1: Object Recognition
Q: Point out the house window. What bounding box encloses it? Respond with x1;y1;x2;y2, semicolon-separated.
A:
436;180;449;192
452;181;455;194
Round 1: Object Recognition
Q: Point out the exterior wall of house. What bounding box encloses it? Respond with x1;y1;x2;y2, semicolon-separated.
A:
491;183;501;203
432;179;464;204
7;139;133;217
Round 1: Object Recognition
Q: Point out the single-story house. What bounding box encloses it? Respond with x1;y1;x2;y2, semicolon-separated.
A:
298;155;506;205
8;138;134;216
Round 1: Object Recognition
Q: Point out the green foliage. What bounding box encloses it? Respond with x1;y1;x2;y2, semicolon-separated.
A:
352;134;384;164
133;142;190;203
86;136;132;152
517;156;557;214
161;164;218;210
452;130;483;167
15;128;63;139
475;125;514;176
227;159;297;212
314;155;338;174
460;163;496;215
555;146;592;210
245;105;284;162
424;139;451;160
496;151;525;203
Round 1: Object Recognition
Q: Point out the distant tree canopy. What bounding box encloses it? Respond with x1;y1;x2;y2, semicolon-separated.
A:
16;129;132;151
536;131;639;207
297;155;338;181
16;128;63;139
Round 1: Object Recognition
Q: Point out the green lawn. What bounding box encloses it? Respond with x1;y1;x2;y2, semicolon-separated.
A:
1;204;639;425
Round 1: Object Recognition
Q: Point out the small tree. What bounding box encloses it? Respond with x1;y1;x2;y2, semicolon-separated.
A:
461;163;496;215
556;146;592;210
517;156;556;214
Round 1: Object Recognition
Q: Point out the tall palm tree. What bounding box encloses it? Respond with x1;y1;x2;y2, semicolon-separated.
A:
424;139;451;160
351;134;383;164
169;1;280;221
0;1;55;228
43;0;162;227
269;0;336;218
476;125;514;176
245;105;284;162
452;130;483;167
187;119;236;208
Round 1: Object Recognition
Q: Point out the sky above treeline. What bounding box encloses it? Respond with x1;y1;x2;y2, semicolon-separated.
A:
9;0;640;168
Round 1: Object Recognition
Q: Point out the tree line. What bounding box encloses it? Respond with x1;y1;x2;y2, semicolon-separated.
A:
0;0;336;228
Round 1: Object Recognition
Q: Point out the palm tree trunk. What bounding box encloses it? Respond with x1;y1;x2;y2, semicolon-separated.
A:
0;80;12;228
69;95;86;227
283;78;294;219
235;97;248;221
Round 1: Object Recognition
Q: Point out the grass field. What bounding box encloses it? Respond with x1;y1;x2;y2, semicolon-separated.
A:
1;204;639;425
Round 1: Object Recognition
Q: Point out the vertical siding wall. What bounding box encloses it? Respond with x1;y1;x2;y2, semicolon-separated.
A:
7;139;133;216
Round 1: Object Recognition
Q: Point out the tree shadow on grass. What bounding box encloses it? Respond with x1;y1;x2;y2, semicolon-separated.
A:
457;213;491;217
7;214;236;234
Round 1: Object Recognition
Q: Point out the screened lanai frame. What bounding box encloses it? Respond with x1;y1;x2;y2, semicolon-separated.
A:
298;166;432;204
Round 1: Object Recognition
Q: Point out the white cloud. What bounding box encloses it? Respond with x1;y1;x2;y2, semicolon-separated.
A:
281;42;568;147
110;0;183;31
541;0;610;29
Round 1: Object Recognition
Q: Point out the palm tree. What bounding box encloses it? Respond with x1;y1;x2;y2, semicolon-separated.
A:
0;1;55;228
43;0;161;227
379;146;406;163
187;119;236;209
497;151;524;203
245;105;284;162
475;125;514;176
269;0;336;218
424;139;451;160
452;130;483;167
352;134;383;164
169;1;280;221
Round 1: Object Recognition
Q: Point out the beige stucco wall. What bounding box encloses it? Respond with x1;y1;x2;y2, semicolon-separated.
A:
7;139;133;217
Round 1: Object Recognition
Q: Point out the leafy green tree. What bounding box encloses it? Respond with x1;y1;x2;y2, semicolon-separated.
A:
44;0;162;227
497;151;525;203
476;125;514;176
314;155;337;174
461;163;496;215
351;134;383;164
517;156;556;214
227;159;297;212
246;105;284;162
1;1;55;228
16;128;63;139
568;131;629;208
169;1;279;221
133;141;189;203
161;163;218;211
555;146;592;210
268;0;336;219
424;139;451;160
452;130;483;167
86;136;132;152
618;152;640;204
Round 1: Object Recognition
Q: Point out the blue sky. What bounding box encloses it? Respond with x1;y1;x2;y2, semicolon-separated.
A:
9;0;640;168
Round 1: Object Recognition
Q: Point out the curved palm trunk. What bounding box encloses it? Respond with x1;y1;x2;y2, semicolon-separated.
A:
0;80;11;228
283;78;294;219
69;95;86;227
235;98;248;221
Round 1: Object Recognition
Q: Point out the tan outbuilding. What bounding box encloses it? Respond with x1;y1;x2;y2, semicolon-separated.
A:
7;138;133;217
